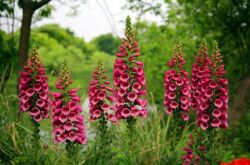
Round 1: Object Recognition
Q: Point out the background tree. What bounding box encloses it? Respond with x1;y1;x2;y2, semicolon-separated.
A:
91;33;120;55
17;0;51;72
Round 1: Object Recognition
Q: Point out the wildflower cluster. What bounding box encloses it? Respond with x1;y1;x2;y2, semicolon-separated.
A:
191;42;228;130
52;63;86;144
19;49;50;122
113;16;147;120
164;42;190;123
89;63;116;123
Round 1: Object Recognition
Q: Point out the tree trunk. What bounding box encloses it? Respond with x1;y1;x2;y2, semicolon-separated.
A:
18;7;34;72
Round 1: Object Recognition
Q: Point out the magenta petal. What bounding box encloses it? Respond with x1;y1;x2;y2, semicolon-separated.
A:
120;73;129;82
64;122;73;131
201;114;210;122
39;91;48;100
168;92;176;100
93;109;101;118
30;107;40;116
62;106;70;115
97;92;106;100
67;132;77;141
166;108;173;115
52;92;62;98
128;92;137;102
59;115;67;123
21;103;30;112
68;101;77;110
200;122;208;130
211;119;221;128
57;134;66;143
72;96;80;102
170;101;178;109
176;79;184;86
212;109;221;118
34;83;42;92
91;97;99;105
118;88;126;97
214;98;223;108
36;99;45;108
21;95;30;103
121;108;130;118
26;88;35;97
34;114;42;122
131;107;140;117
180;96;188;104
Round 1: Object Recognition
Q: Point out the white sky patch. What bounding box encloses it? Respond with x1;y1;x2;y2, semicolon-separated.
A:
37;0;164;41
0;0;165;41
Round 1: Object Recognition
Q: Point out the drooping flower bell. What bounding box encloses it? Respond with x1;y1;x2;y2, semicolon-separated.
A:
52;63;87;144
89;63;117;123
113;16;148;120
164;42;190;122
19;49;50;122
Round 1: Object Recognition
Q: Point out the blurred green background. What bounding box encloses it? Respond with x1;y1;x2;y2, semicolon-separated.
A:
0;0;249;164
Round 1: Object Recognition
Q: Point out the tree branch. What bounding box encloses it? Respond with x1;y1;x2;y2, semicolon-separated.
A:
34;0;51;10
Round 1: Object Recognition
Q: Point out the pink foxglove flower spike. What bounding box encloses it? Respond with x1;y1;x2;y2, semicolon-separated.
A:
190;41;228;164
192;41;228;131
89;63;116;123
113;16;148;122
164;42;191;126
18;48;50;161
19;49;50;122
113;16;148;161
52;62;87;145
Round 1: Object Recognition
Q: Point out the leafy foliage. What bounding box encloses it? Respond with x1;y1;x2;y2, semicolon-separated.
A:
91;33;120;55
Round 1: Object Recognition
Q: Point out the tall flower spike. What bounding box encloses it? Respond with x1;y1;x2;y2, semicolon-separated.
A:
164;42;190;123
210;42;228;128
193;41;228;130
89;63;116;123
208;41;228;129
191;41;212;112
113;16;148;121
19;48;50;122
52;62;87;144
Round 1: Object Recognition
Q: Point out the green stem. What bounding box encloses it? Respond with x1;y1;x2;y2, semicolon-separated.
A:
66;141;79;165
211;130;217;165
31;118;40;150
31;118;41;163
127;117;136;164
98;112;109;164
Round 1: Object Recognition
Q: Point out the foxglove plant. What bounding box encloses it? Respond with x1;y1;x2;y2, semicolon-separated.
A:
191;41;228;164
164;42;190;125
113;16;147;123
113;16;147;161
18;49;49;156
89;63;116;123
88;63;115;161
52;62;86;164
19;49;50;122
164;42;191;152
192;42;228;130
